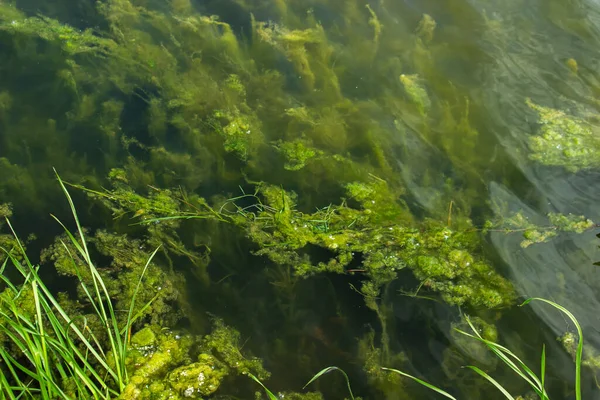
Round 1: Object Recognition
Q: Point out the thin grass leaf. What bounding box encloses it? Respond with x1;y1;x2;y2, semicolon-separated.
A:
246;372;278;400
303;366;355;400
4;221;116;394
0;347;40;388
54;170;126;388
455;327;543;396
521;298;583;400
124;246;160;333
47;225;123;388
381;367;458;400
541;345;547;400
465;366;514;400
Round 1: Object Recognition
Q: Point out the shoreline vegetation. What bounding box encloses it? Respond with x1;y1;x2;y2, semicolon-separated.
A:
0;0;598;398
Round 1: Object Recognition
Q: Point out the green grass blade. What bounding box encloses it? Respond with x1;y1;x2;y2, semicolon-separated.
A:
464;315;543;388
0;369;20;400
465;366;514;400
54;171;126;378
2;226;117;392
246;372;278;400
124;246;160;334
541;344;547;400
303;366;355;400
521;298;583;400
381;367;458;400
455;327;543;395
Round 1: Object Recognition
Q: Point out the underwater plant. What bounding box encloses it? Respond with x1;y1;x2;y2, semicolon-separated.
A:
0;173;269;399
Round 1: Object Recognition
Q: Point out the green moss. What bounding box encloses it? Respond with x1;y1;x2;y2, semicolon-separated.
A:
131;326;157;348
489;207;596;248
548;212;595;233
0;12;114;55
225;179;514;308
122;325;196;399
213;108;263;161
41;228;184;327
365;5;383;47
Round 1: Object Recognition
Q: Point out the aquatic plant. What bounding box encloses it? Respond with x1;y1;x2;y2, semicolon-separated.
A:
0;173;157;398
82;172;515;309
487;202;597;248
0;174;269;399
385;298;584;400
527;99;600;172
121;318;269;399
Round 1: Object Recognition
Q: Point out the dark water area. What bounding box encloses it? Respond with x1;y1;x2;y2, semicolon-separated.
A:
1;0;600;399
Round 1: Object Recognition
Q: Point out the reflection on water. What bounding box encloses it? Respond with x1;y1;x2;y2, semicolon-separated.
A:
1;0;600;398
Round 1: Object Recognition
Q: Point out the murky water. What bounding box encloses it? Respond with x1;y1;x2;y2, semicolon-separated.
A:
1;0;599;398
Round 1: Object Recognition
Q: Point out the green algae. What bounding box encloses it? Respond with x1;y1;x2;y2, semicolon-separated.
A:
41;228;184;328
121;319;268;399
399;74;430;117
527;99;600;172
199;318;269;379
488;207;596;248
91;173;514;309
415;14;436;45
275;138;323;171
230;180;514;308
0;204;18;264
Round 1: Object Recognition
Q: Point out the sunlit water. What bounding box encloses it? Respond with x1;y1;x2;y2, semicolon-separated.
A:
1;0;600;398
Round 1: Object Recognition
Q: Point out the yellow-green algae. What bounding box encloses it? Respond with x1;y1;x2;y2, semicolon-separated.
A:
121;319;268;399
527;99;600;172
488;204;596;248
86;173;515;309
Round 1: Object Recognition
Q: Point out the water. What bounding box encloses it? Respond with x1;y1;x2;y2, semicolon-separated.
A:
0;0;599;398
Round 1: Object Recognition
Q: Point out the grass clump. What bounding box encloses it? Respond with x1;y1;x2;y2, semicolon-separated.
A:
0;172;157;399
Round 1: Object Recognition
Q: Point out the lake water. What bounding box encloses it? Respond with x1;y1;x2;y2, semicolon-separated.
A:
1;0;599;398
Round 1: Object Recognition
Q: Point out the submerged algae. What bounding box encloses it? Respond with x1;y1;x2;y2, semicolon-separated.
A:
93;172;514;309
488;205;596;248
527;99;600;172
41;228;184;328
122;319;268;399
231;179;514;308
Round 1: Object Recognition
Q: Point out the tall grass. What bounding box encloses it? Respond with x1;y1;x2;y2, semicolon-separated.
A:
0;171;158;399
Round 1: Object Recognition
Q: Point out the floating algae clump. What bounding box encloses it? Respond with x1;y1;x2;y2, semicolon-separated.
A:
527;99;600;172
167;354;228;398
92;171;514;308
122;319;268;399
487;204;596;248
228;178;514;308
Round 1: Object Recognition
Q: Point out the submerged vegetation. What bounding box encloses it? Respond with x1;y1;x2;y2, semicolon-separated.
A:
0;0;599;398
